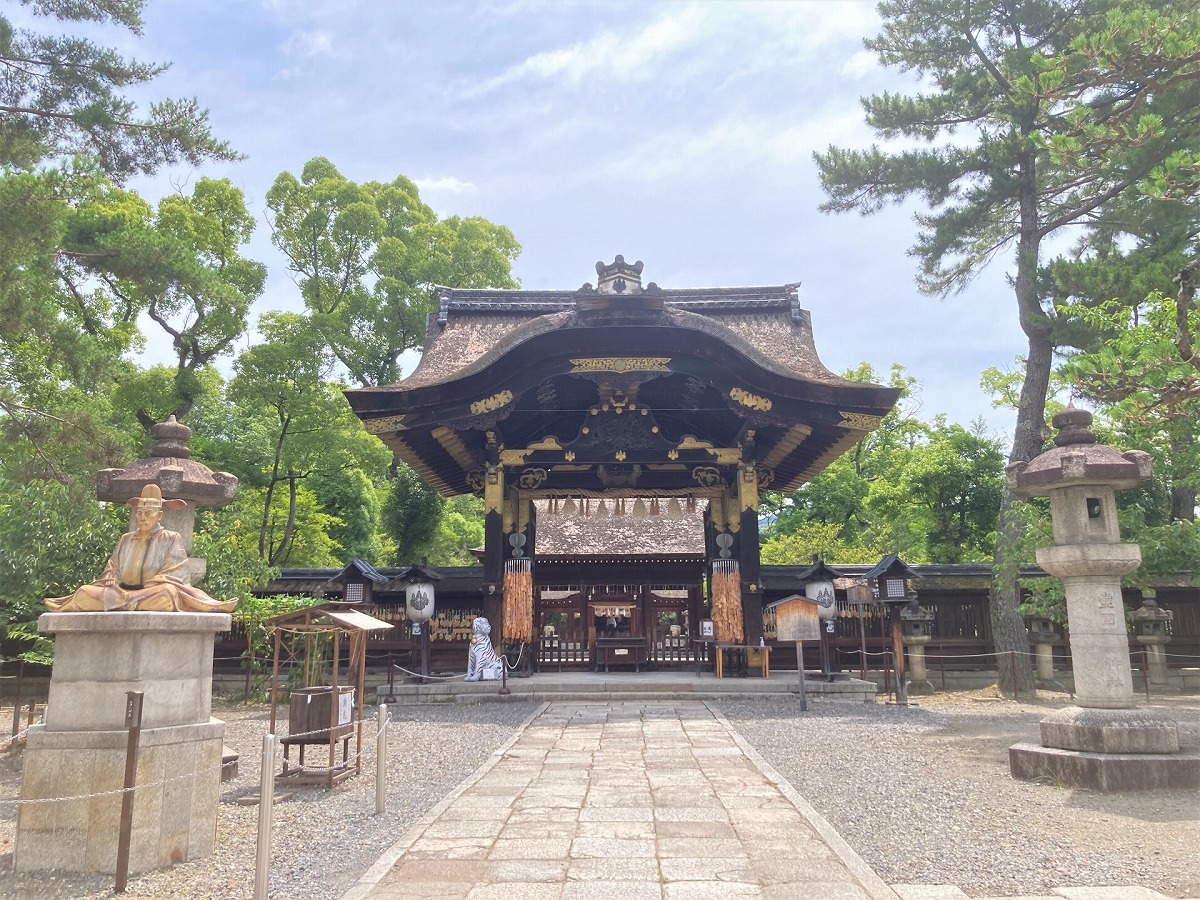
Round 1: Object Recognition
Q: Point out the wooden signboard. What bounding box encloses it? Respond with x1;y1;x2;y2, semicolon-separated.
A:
773;595;821;642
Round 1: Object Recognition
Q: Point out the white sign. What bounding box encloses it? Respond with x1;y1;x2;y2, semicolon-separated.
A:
338;689;354;726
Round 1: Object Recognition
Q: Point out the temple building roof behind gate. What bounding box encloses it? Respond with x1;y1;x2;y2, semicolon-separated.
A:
346;257;900;497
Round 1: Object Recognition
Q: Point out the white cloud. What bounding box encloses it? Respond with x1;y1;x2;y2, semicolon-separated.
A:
465;3;713;95
281;29;334;58
841;49;878;79
414;177;478;194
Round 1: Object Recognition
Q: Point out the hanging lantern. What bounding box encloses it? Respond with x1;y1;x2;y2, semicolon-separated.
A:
563;496;578;517
595;499;609;519
805;579;837;620
632;498;648;520
666;497;683;518
405;580;436;624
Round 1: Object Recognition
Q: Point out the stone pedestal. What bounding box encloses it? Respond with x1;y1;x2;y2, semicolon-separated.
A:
15;612;231;875
1037;543;1141;709
1137;637;1170;686
1032;638;1058;683
902;634;934;695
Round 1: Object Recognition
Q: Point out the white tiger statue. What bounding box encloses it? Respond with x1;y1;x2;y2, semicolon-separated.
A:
465;616;504;682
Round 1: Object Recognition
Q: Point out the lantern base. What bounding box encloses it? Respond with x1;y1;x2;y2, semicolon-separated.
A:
1009;742;1200;792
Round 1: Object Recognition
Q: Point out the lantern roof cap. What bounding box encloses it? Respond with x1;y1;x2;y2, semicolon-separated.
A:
1006;405;1152;496
863;553;917;581
95;415;238;506
331;557;389;585
395;562;443;583
1133;596;1172;621
794;558;844;583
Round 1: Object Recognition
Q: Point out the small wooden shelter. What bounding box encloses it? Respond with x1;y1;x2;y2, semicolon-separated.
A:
265;602;392;787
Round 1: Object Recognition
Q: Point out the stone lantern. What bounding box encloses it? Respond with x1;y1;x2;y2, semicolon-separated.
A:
1133;591;1173;686
1025;614;1063;686
96;415;237;583
863;554;918;706
1007;406;1199;790
900;601;936;695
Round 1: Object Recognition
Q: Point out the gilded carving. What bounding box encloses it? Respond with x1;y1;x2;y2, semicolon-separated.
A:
518;468;548;490
729;387;773;411
756;467;775;490
363;414;407;434
569;357;671;374
484;464;503;514
738;463;759;513
466;467;486;494
839;411;884;430
499;436;563;466
470;390;513;416
675;434;741;464
692;466;723;488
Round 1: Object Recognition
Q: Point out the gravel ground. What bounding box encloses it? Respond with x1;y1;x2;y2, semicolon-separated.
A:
0;699;538;899
722;690;1200;899
2;691;1197;899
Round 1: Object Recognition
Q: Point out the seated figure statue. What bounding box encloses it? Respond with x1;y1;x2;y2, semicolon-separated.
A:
45;484;237;613
464;616;504;682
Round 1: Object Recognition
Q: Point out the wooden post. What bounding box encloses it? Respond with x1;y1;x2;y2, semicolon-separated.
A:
330;630;340;790
355;633;366;775
268;629;282;735
795;641;808;712
254;733;276;900
892;611;908;706
375;703;388;814
115;690;144;893
10;659;23;738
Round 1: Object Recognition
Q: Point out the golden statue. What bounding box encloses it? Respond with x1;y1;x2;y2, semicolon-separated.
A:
45;485;237;613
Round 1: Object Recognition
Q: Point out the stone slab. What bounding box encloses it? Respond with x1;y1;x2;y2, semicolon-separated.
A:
15;720;225;875
1039;706;1180;753
39;611;230;731
892;887;971;900
1009;741;1200;791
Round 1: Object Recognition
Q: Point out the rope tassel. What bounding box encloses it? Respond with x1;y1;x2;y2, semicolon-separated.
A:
711;559;744;643
502;557;533;643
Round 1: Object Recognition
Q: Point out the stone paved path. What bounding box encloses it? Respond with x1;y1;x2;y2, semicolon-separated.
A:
344;700;897;900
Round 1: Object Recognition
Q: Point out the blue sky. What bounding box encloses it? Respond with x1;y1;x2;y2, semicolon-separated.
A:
88;1;1028;439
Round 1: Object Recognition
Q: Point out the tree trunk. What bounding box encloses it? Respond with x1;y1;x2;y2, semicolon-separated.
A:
990;150;1045;696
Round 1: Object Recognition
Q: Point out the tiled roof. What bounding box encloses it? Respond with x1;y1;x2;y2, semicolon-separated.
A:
390;282;854;392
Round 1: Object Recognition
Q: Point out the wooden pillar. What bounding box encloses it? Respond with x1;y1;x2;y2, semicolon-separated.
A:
482;447;505;632
738;450;763;644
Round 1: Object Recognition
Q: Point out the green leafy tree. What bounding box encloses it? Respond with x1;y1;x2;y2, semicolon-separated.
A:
0;167;145;482
0;0;237;179
228;312;391;566
760;523;861;566
0;475;125;628
382;462;445;564
814;0;1200;691
426;494;485;566
266;157;521;386
309;467;384;562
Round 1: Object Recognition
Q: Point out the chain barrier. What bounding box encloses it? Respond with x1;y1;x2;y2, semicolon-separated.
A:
0;710;396;805
389;662;463;681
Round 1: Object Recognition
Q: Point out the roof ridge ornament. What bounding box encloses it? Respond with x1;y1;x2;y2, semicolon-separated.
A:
595;255;644;294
